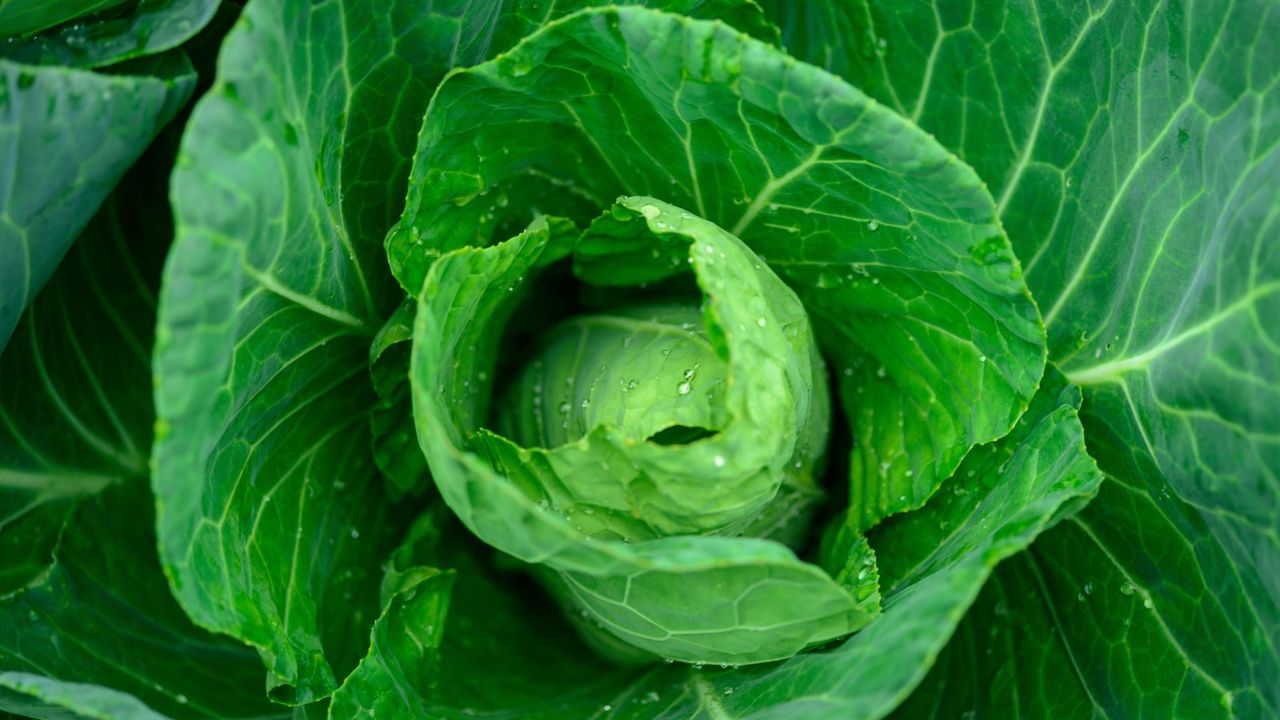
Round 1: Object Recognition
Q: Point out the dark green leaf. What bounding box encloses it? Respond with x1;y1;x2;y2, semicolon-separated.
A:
0;0;219;69
0;0;128;38
0;152;168;593
762;1;1280;713
0;52;194;352
0;483;285;720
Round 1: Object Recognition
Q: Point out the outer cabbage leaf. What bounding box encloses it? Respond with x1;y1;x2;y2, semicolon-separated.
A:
0;52;194;352
0;146;282;720
0;0;219;69
0;147;172;593
388;5;1045;534
155;0;431;701
0;673;172;720
763;1;1280;714
0;485;286;720
0;0;128;37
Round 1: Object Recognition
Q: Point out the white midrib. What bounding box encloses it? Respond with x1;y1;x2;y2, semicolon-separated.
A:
733;144;826;236
691;673;736;720
1064;281;1280;385
245;265;374;334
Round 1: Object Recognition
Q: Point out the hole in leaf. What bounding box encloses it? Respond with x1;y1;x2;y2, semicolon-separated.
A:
646;425;716;446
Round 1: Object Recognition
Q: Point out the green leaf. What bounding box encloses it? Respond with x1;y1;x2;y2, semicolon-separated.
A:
661;371;1099;719
0;142;281;720
155;0;458;702
895;444;1274;719
0;672;171;720
153;0;779;702
0;0;219;69
885;552;1103;720
0;0;128;38
0;53;194;353
333;507;660;719
763;1;1280;713
389;5;1045;534
328;510;454;719
411;204;877;665
369;299;429;498
0;483;285;720
328;568;453;719
0;152;168;594
385;365;1097;717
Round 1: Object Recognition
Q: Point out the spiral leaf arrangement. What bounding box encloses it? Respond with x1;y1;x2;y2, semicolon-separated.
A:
4;0;1271;718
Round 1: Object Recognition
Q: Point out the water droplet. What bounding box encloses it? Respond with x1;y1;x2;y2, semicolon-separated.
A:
714;455;726;467
350;529;360;539
875;366;887;378
756;317;767;327
867;219;879;231
1120;581;1136;595
677;382;692;395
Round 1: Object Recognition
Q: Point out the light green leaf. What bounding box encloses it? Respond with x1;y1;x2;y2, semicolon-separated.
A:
762;1;1280;713
411;203;876;665
0;53;194;353
389;5;1045;534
